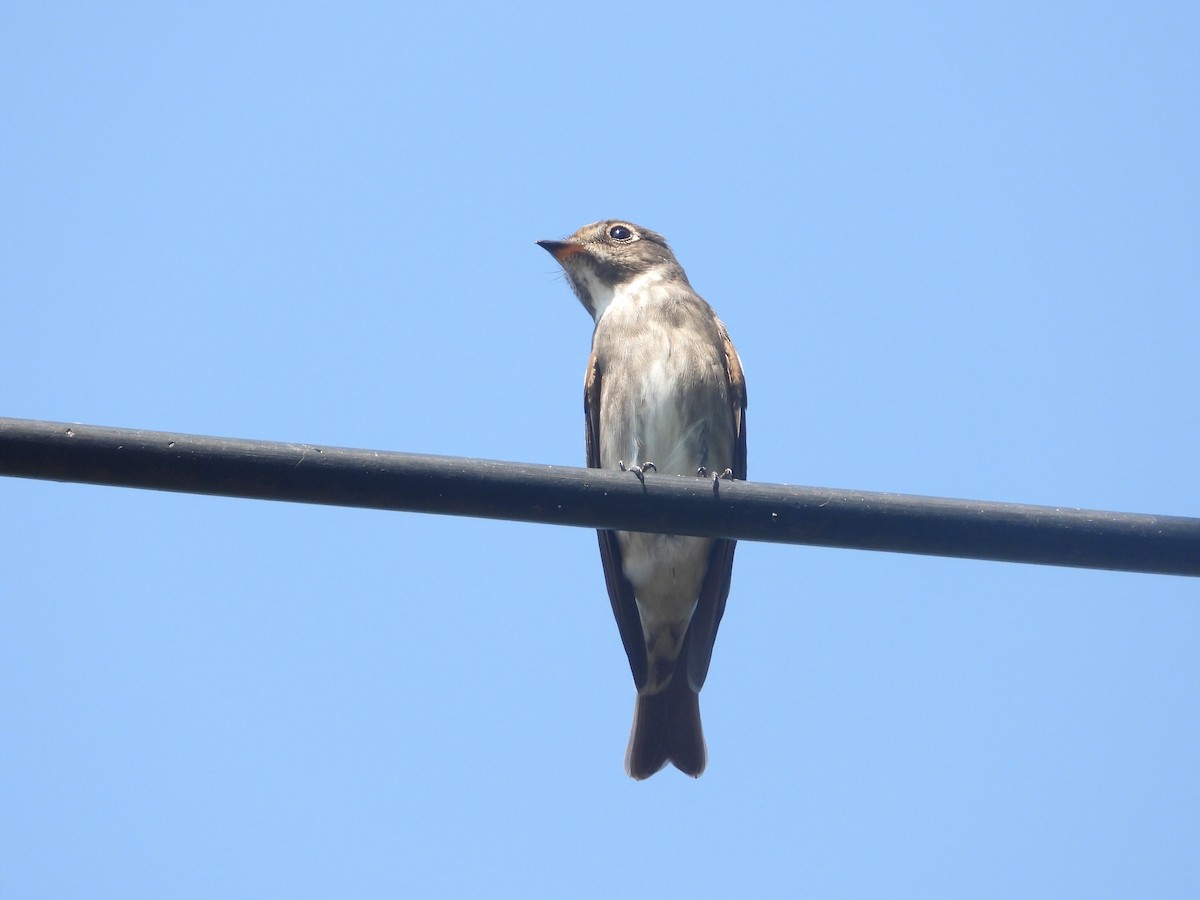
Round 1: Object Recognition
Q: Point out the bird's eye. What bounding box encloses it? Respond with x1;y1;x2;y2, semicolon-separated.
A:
608;224;634;241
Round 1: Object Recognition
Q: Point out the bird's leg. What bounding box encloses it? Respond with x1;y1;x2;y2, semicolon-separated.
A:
619;460;656;485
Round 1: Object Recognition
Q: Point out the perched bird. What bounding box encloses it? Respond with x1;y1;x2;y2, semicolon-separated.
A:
538;220;747;779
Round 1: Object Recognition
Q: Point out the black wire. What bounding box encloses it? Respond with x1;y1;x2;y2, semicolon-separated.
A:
1;417;1197;577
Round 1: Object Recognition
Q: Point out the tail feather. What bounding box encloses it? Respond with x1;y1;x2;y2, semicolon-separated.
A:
624;672;706;780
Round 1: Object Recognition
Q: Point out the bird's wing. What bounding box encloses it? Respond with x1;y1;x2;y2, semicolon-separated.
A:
722;323;749;480
684;323;748;691
586;349;649;689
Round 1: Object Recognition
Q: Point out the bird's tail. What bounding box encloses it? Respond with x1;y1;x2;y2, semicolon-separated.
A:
624;671;706;780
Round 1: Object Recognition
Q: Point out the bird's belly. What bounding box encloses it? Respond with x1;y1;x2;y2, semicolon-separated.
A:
599;361;732;477
594;323;733;630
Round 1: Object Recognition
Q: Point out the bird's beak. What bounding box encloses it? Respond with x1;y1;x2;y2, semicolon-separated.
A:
537;239;585;263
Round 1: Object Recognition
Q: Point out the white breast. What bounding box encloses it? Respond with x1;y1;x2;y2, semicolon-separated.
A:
586;269;666;324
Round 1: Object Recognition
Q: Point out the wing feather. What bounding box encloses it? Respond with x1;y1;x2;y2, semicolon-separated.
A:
685;323;748;690
586;350;649;689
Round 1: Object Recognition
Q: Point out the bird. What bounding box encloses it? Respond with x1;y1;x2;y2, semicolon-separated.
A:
538;220;747;779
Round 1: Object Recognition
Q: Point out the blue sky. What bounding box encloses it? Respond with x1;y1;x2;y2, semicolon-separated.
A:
2;3;1198;897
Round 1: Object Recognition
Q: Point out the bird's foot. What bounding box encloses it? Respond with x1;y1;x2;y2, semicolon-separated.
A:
697;466;735;493
619;460;656;484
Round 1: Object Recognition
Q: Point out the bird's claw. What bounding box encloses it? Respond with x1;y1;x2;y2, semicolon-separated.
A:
698;466;735;493
619;460;656;485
